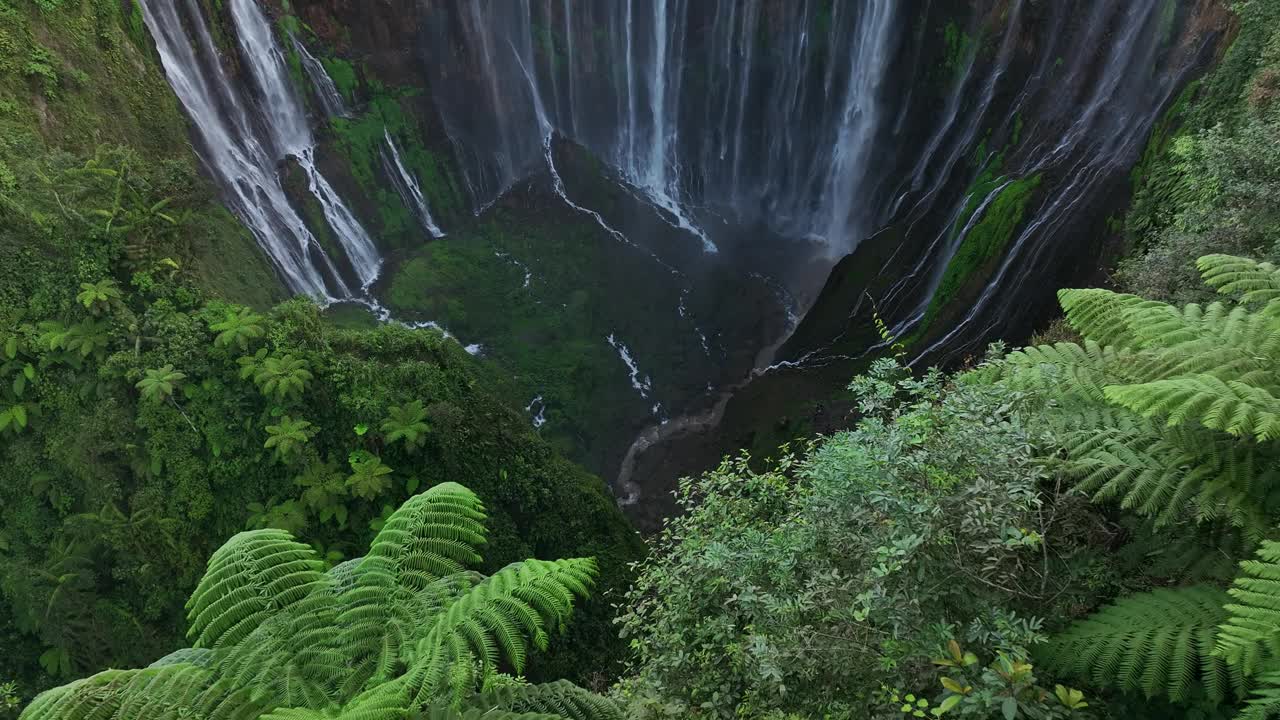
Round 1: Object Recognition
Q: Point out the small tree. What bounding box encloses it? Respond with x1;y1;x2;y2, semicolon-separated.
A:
263;415;316;463
209;307;265;351
135;364;185;404
381;399;430;452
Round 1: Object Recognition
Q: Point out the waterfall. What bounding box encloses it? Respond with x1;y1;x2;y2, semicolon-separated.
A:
381;130;447;239
814;1;897;250
137;0;341;300
424;0;904;256
139;0;382;298
227;0;382;291
293;36;349;119
912;0;1196;361
144;0;1213;373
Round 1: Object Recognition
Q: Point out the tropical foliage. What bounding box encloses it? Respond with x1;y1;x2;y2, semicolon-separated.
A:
20;483;621;720
5;1;1280;719
614;359;1095;718
0;271;640;699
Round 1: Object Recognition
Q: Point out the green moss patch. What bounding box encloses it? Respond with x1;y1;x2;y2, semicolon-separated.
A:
920;173;1043;331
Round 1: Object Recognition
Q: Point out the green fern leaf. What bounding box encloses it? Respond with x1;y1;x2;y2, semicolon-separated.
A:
1198;255;1280;309
1104;375;1280;442
1216;541;1280;675
1036;585;1245;703
185;528;326;649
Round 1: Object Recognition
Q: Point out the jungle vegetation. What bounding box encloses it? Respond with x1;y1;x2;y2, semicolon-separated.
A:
6;0;1280;719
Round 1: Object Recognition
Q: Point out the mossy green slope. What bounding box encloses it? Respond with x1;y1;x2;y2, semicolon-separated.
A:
0;0;283;312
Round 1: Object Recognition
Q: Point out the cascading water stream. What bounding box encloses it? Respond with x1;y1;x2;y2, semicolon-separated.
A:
904;0;1196;360
137;0;341;300
228;0;382;291
140;0;383;298
293;35;350;119
381;130;447;239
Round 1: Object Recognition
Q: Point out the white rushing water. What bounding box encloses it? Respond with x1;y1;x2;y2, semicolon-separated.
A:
606;334;652;398
381;129;447;239
430;0;903;255
525;395;548;428
228;0;382;290
140;0;382;298
137;0;340;300
293;35;350;119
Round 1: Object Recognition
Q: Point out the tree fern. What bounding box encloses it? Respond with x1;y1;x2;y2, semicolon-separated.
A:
1198;255;1280;309
210;307;267;351
22;482;615;720
1036;585;1247;703
1217;540;1280;675
997;257;1280;537
185;528;326;649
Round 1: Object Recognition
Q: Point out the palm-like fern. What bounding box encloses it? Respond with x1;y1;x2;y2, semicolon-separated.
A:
1005;256;1280;716
136;364;186;404
254;354;314;404
210;307;267;351
265;416;316;463
1000;256;1280;538
346;451;394;500
20;482;613;720
1036;585;1246;703
75;279;123;315
383;400;431;452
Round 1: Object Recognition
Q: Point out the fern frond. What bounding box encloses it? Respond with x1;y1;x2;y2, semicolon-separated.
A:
1217;541;1280;675
1116;519;1250;583
362;482;489;588
186;528;326;649
148;647;216;668
1058;289;1163;348
1235;665;1280;720
1198;255;1280;309
406;559;598;705
1061;423;1280;537
1003;341;1145;403
1104;375;1280;442
1036;585;1245;703
213;586;348;710
1058;287;1280;385
19;665;268;720
473;680;623;720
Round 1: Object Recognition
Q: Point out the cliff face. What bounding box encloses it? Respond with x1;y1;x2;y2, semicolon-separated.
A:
156;0;1231;519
